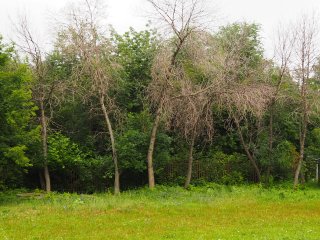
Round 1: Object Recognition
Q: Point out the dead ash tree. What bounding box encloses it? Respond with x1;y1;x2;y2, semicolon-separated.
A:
264;26;295;183
171;79;214;188
56;0;121;194
214;23;276;182
15;17;64;192
170;32;220;188
291;15;320;188
146;0;213;189
221;83;274;182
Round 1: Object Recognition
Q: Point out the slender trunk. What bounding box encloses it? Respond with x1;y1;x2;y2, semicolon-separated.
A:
44;165;51;192
184;134;195;189
294;82;308;188
234;117;261;182
267;105;274;184
294;118;307;188
99;96;120;194
40;100;51;192
146;36;185;189
147;101;163;189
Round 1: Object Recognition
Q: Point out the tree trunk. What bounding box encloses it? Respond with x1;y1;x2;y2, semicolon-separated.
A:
99;96;120;194
266;105;274;184
147;102;163;189
234;117;261;182
39;170;45;190
40;100;51;192
294;82;308;189
44;165;51;192
294;119;307;188
184;134;195;189
146;35;184;189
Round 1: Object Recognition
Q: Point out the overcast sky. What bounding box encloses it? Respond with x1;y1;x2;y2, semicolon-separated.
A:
1;0;320;57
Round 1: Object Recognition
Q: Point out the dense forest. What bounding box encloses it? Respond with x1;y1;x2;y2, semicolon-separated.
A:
1;0;320;194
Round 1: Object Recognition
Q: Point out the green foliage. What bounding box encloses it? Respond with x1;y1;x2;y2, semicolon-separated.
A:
1;19;320;192
217;22;263;65
4;145;31;167
216;22;264;81
117;111;172;176
0;36;39;188
47;132;109;192
275;141;298;169
48;132;86;167
306;128;320;158
112;27;158;112
161;149;249;185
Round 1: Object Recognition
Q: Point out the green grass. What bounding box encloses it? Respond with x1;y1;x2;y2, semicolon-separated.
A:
1;184;320;239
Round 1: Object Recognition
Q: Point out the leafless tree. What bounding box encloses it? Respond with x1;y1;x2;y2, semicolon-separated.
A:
170;32;218;188
146;0;212;189
265;26;295;182
172;84;213;188
213;24;275;182
56;0;121;194
291;15;319;188
15;17;63;192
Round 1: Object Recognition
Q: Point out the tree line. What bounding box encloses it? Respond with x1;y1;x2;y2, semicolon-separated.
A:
1;0;320;193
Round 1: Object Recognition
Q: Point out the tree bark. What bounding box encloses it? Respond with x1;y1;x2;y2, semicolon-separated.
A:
294;67;308;188
234;117;261;182
266;104;274;184
40;100;51;192
39;169;45;190
99;95;120;194
294;109;307;188
147;101;163;189
184;134;195;189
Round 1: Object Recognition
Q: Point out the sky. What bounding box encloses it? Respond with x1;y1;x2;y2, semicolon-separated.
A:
1;0;320;57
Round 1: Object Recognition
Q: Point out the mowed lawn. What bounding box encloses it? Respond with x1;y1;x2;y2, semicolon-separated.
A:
1;185;320;239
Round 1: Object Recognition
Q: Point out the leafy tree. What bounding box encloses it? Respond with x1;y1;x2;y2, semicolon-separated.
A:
0;36;38;188
112;27;158;112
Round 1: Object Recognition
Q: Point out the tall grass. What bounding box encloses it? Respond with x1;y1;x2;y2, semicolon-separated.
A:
1;184;320;239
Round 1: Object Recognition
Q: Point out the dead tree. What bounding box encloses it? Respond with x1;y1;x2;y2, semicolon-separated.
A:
221;84;274;182
265;26;295;183
291;15;319;188
213;23;275;182
15;18;62;192
146;0;211;189
56;0;121;194
172;85;213;188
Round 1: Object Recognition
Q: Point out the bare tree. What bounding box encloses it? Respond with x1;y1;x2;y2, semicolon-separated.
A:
146;0;211;189
15;17;63;192
56;0;121;194
172;87;213;188
291;15;319;188
170;32;218;188
265;26;295;183
214;23;275;182
221;83;274;182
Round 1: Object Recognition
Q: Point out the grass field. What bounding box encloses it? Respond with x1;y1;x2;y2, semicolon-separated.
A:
1;184;320;239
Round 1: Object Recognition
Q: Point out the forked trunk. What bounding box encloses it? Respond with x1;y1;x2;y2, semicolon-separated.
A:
234;117;261;182
100;96;120;194
184;134;195;189
40;100;51;192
